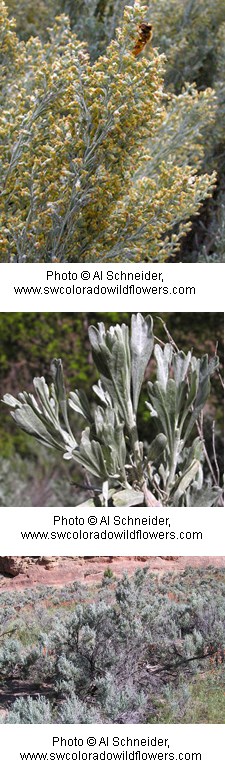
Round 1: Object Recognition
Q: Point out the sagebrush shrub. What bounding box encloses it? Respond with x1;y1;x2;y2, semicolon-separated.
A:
0;1;216;262
2;313;223;506
1;566;225;723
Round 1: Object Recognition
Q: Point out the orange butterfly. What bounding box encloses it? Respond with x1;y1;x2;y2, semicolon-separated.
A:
132;23;153;57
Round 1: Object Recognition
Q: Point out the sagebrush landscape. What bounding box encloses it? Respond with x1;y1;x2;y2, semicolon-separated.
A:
1;0;225;261
0;557;225;724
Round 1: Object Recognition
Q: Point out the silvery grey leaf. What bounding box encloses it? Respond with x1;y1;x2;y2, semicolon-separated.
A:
77;488;144;507
11;405;64;450
89;321;133;430
69;390;93;424
189;486;222;507
50;359;69;429
2;394;22;408
173;350;192;386
92;381;112;406
131;313;154;414
154;343;173;390
172;460;200;504
183;355;218;443
147;433;167;462
72;428;108;479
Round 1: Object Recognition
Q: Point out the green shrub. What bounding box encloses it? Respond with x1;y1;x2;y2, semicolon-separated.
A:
103;567;114;579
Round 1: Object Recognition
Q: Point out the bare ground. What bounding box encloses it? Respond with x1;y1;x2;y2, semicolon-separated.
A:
1;555;225;591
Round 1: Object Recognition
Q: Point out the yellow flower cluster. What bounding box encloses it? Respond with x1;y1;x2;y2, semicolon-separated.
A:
0;1;217;262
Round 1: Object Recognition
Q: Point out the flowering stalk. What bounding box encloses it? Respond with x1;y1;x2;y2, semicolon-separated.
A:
0;1;216;262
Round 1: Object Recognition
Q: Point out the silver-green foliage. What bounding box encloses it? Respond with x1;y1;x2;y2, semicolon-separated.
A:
0;696;53;724
1;567;225;723
2;314;221;506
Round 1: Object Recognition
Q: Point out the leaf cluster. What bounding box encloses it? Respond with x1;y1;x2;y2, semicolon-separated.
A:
2;313;222;506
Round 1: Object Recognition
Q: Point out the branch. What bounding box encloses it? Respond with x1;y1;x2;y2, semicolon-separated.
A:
146;648;219;674
0;627;17;640
142;482;163;507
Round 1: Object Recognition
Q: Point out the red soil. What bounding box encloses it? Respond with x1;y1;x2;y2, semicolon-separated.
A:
1;556;225;591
